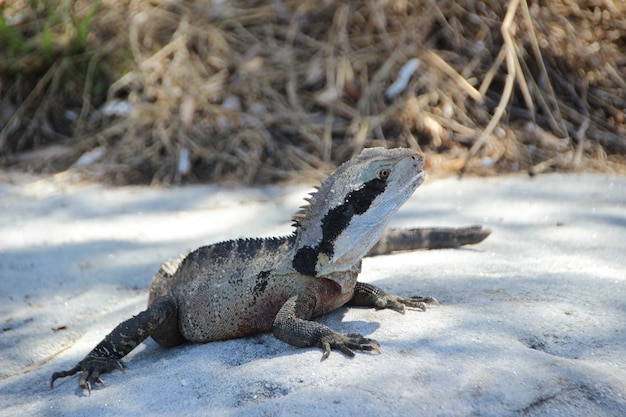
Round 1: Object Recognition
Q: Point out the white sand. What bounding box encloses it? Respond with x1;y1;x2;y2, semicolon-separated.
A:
1;172;624;416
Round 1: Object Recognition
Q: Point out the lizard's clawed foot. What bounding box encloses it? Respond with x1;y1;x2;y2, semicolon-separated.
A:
319;332;381;360
378;294;440;313
51;356;124;394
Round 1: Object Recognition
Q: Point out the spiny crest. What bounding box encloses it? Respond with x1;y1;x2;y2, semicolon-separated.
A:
291;186;320;227
290;155;354;229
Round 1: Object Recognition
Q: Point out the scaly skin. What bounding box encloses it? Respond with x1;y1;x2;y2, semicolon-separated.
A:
51;147;490;393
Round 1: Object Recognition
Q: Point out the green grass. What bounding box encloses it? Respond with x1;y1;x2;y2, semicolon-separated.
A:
0;0;101;72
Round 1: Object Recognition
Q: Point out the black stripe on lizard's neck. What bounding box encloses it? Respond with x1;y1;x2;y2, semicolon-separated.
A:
292;177;387;276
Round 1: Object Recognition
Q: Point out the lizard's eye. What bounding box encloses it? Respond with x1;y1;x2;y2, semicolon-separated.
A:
378;168;391;180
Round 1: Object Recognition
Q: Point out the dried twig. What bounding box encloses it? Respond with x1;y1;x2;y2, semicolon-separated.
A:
2;0;625;182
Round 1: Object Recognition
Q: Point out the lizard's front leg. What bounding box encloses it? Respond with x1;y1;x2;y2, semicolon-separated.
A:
273;291;380;360
50;296;178;393
348;281;439;313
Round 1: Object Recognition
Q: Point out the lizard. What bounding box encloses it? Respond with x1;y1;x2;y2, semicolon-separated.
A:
50;147;490;393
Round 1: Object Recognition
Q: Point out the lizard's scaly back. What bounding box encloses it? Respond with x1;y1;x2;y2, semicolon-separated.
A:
291;147;425;285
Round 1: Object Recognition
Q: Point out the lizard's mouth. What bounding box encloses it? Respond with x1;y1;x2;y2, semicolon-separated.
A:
410;170;426;190
392;169;424;203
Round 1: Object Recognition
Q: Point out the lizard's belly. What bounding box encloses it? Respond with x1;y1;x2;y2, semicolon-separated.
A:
177;272;295;342
176;269;358;343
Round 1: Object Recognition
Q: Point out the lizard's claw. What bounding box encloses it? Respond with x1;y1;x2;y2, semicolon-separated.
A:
51;356;124;394
319;333;381;360
380;295;439;313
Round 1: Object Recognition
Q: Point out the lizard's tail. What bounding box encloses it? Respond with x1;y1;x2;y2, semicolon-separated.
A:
367;225;491;256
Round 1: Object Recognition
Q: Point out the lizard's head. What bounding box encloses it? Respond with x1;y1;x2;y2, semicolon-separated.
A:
292;147;425;278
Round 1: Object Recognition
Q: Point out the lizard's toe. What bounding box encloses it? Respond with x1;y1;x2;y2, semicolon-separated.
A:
50;365;82;389
78;368;105;394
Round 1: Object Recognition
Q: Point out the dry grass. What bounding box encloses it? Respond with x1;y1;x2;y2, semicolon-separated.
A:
1;0;625;184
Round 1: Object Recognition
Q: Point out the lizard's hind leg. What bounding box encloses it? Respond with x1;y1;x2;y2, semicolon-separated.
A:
51;296;178;393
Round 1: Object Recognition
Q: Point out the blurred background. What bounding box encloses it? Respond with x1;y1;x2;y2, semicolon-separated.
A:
1;0;624;184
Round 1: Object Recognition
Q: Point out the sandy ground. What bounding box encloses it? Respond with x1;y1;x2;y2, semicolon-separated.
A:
0;171;624;417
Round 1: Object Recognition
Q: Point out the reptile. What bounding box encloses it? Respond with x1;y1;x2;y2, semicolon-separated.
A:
50;147;490;392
